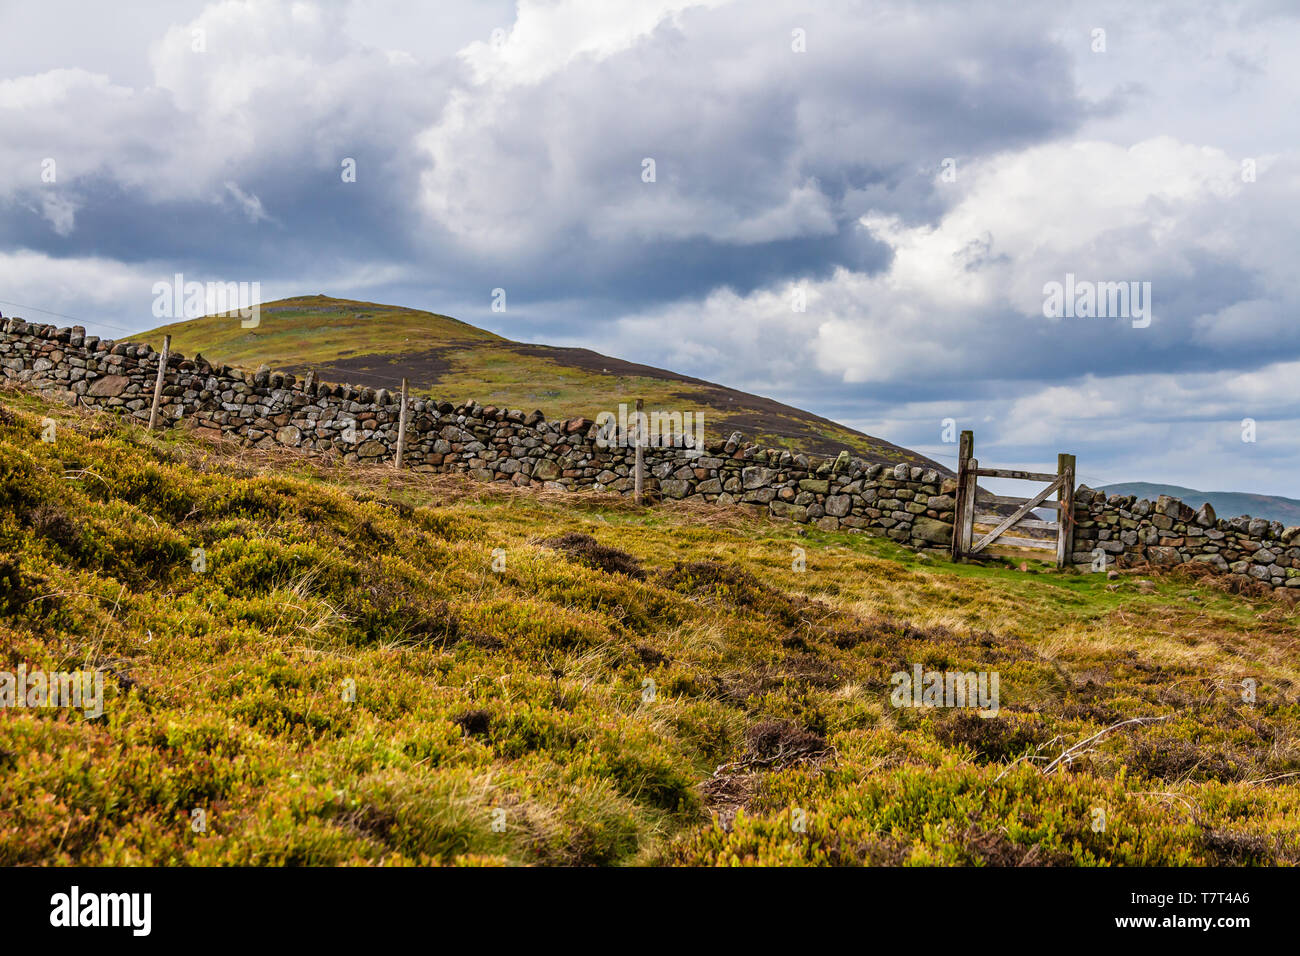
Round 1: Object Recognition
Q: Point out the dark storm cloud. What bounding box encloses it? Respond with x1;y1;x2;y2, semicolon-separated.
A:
1;0;1085;322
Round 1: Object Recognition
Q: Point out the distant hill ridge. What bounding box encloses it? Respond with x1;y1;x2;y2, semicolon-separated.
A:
139;295;943;470
1099;482;1300;527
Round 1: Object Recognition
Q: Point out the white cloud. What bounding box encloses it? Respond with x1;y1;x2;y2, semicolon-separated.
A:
0;251;165;335
599;136;1296;389
0;0;441;214
37;193;80;236
223;181;273;224
415;0;1074;254
457;0;734;87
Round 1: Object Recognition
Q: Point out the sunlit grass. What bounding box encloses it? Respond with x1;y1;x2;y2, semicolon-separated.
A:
2;390;1298;866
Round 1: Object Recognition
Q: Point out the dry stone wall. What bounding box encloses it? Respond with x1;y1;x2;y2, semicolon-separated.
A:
0;318;957;551
4;317;1297;592
1071;486;1300;591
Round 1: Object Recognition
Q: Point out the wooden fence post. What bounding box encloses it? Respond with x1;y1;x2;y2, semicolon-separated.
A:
1056;452;1076;568
950;430;974;560
633;397;645;506
148;334;171;432
394;377;409;469
960;457;979;557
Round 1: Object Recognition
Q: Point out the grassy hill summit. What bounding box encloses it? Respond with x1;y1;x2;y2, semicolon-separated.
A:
2;387;1299;865
139;295;942;469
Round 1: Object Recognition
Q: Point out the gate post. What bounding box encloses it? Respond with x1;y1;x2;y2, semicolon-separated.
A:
960;457;979;556
633;397;645;506
951;430;974;560
147;334;171;432
1056;453;1076;568
394;377;409;469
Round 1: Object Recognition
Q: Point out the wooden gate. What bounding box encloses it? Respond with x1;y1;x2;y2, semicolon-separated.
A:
950;431;1075;567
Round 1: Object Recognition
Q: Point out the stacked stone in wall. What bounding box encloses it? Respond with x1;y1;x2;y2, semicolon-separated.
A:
1071;487;1300;590
4;316;1297;592
0;317;956;552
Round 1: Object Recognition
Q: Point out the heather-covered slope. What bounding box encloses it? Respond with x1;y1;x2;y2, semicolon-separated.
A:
2;388;1298;865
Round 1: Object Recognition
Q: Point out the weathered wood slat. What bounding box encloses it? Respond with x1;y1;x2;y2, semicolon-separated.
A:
981;493;1027;507
973;468;1057;482
970;475;1064;554
973;513;1058;532
986;535;1057;551
982;493;1063;509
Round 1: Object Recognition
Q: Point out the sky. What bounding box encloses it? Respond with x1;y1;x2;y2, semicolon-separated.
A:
1;0;1298;496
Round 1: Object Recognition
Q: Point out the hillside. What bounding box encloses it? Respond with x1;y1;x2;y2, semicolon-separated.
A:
1100;483;1300;527
3;386;1299;866
138;295;942;469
